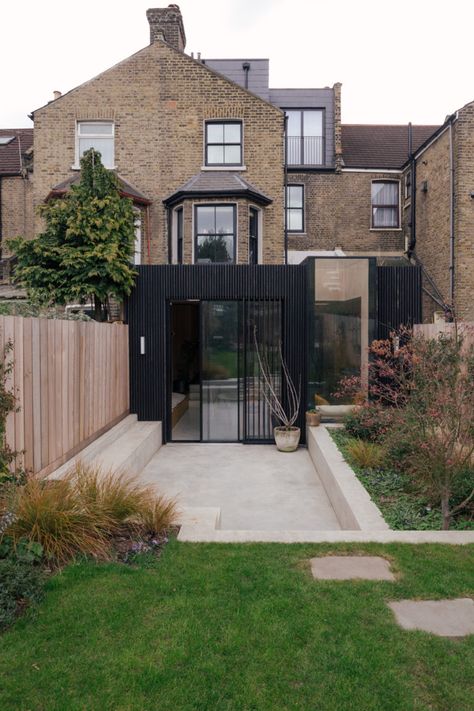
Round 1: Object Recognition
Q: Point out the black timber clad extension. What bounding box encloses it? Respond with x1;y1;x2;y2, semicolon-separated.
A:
126;264;422;441
126;265;307;441
377;266;422;339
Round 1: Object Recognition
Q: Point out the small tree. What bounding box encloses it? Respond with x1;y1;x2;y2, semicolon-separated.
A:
9;149;137;321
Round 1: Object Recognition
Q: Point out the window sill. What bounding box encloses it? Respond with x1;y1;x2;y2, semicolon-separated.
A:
288;232;307;236
201;165;247;172
71;164;117;171
370;228;402;232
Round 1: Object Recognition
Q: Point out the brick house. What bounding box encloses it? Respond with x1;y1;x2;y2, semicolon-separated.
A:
0;129;34;271
2;5;472;441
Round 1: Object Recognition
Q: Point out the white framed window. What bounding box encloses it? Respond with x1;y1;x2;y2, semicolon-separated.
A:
205;121;242;166
371;180;400;229
75;121;115;169
286;185;304;232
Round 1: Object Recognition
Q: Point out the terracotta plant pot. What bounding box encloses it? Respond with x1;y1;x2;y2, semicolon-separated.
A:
305;410;321;427
274;426;301;452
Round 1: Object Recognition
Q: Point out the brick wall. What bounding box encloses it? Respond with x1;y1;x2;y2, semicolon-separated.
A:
454;102;474;320
0;175;34;256
288;171;405;253
33;39;285;265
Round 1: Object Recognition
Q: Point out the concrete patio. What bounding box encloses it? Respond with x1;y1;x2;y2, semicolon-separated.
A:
140;443;341;531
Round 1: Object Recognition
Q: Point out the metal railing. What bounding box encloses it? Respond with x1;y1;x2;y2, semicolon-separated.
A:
287;136;324;166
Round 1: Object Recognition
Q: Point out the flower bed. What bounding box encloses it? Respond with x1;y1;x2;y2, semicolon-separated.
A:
330;429;474;531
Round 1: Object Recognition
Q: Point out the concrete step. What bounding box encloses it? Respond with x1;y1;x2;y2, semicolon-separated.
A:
95;421;162;477
51;416;162;479
51;415;137;479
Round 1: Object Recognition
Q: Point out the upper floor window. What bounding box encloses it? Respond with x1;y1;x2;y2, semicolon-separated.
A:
76;121;114;168
195;204;236;263
371;180;400;229
205;121;242;166
287;185;304;232
404;170;412;201
286;110;324;166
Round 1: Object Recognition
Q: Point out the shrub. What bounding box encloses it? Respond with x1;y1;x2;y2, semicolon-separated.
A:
0;557;45;631
6;477;110;564
344;403;394;442
140;495;178;535
69;463;178;534
345;439;385;470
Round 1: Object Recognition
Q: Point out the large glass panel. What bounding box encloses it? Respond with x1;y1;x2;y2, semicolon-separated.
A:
223;144;241;164
286;110;301;137
308;259;374;411
202;301;240;441
215;206;234;233
207;123;224;143
170;303;201;441
196;235;233;263
196;206;215;233
244;301;282;441
79;137;114;167
303;110;323;137
224;123;241;143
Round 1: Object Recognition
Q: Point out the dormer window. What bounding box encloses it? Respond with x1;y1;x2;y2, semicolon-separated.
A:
205;121;242;166
286;110;324;166
76;121;114;168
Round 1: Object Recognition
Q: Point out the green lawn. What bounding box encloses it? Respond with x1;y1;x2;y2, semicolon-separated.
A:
0;541;473;711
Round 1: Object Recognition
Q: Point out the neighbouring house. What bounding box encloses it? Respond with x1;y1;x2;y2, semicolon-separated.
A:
3;5;473;443
0;129;34;280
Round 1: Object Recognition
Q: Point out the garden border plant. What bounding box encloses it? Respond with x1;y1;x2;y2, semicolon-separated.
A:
334;325;474;530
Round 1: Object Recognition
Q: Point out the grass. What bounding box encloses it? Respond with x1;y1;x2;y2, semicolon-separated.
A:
0;541;473;711
331;429;474;531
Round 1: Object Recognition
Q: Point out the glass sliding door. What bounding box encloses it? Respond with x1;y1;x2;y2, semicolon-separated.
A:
170;302;201;441
201;301;241;441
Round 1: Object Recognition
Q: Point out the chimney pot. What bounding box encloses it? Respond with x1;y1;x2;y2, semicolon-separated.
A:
53;90;62;100
146;6;186;50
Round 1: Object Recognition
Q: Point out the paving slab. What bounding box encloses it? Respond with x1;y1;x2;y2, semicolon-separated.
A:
310;555;395;580
388;598;474;637
141;443;341;531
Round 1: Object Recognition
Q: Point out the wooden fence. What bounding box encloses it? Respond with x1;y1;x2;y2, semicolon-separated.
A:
0;316;129;476
414;321;474;346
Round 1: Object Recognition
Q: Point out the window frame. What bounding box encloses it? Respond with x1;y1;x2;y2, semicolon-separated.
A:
194;203;237;264
204;120;243;167
248;205;261;265
74;120;115;170
404;170;412;202
285;108;325;166
133;209;142;265
370;179;401;230
286;184;305;234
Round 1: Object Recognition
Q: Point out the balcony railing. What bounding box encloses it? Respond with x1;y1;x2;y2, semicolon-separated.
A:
287;135;324;166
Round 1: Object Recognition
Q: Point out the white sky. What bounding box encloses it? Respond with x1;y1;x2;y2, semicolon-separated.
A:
1;0;473;128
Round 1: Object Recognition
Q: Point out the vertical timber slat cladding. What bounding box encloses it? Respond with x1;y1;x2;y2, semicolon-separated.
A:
376;266;422;340
126;265;308;440
0;317;129;477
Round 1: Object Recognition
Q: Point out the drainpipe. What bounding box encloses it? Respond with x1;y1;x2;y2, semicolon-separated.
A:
407;122;417;257
284;113;288;265
0;177;2;260
242;62;250;90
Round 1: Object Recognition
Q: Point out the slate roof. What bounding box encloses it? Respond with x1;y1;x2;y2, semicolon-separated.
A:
47;173;151;205
342;124;439;169
0;129;33;175
164;171;272;206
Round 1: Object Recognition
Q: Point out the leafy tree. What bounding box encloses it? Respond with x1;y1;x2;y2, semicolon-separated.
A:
9;149;136;321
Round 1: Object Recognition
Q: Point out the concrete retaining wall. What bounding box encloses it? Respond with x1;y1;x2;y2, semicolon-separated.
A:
307;425;389;531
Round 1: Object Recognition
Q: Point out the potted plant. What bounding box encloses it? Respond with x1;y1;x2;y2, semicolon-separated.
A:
305;409;320;427
254;328;301;452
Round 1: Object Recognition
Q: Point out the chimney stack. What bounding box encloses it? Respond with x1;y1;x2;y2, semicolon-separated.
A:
146;5;186;51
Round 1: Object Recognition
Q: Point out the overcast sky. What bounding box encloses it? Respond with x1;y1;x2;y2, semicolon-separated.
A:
1;0;473;128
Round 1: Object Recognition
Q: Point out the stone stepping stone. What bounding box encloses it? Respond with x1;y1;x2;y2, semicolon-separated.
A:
310;555;395;581
388;598;474;637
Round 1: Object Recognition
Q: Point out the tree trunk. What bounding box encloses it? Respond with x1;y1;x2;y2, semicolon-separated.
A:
441;492;451;530
93;296;103;322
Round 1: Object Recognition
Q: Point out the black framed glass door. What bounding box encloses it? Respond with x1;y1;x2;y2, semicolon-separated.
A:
169;299;281;443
